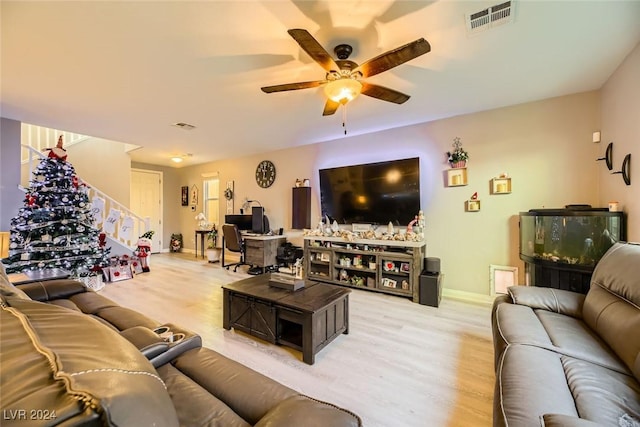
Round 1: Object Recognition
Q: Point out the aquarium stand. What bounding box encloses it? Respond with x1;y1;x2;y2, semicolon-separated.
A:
519;208;626;295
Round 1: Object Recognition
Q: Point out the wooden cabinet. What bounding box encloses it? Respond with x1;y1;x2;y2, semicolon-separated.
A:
292;187;311;229
227;293;277;342
244;236;286;267
304;237;425;302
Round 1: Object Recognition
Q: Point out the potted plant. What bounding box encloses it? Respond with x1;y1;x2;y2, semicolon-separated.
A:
446;137;469;168
205;225;220;263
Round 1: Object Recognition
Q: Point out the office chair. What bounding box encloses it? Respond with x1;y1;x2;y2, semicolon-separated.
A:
222;224;248;272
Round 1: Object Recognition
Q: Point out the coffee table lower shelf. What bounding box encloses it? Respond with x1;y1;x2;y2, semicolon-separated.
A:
222;275;350;365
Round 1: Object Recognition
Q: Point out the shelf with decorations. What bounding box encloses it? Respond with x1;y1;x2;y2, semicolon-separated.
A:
445;137;469;187
491;174;512;194
304;236;425;302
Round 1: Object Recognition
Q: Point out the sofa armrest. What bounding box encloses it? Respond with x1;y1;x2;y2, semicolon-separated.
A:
254;395;362;427
540;414;604;427
508;286;585;319
120;326;170;360
17;279;87;301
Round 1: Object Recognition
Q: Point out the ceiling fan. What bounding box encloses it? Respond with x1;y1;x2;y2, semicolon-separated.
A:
261;29;431;116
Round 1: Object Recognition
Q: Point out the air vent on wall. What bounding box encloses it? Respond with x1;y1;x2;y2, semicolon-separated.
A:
466;1;514;35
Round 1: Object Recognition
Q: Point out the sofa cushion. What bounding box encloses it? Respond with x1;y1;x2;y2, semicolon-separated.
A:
541;414;609;427
255;395;362;427
563;356;640;425
157;362;251;427
496;344;640;427
583;243;640;380
18;279;86;301
1;296;179;426
494;303;628;374
171;347;299;425
535;310;628;374
496;344;579;427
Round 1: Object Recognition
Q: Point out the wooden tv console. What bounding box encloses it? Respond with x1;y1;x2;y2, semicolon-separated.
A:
303;236;426;303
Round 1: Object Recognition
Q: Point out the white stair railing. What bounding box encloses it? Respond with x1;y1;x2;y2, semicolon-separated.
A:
21;145;150;250
21;123;89;164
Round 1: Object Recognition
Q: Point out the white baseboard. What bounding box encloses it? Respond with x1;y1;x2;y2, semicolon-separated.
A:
442;288;495;305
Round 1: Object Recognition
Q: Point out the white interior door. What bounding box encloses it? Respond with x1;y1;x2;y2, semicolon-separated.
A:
130;169;162;253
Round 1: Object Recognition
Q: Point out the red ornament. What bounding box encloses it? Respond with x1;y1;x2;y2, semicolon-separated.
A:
26;194;37;206
72;176;79;188
98;232;106;247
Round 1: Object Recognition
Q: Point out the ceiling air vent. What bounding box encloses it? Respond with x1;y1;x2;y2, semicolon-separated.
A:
171;122;196;130
466;1;514;35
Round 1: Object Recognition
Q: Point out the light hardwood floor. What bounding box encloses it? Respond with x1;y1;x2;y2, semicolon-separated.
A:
100;252;496;427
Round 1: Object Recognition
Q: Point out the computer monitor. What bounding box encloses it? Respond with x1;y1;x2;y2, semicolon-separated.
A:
252;207;265;234
224;214;252;231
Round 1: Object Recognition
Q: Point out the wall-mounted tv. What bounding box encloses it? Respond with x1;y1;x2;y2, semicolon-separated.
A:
319;157;420;226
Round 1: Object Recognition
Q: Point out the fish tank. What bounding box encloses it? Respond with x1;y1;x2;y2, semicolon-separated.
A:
520;207;626;293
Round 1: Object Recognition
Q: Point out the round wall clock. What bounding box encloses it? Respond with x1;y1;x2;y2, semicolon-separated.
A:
256;160;276;188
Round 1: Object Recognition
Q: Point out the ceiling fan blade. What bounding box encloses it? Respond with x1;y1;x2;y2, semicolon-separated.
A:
322;99;340;116
261;80;326;93
288;29;339;72
361;83;411;104
357;38;431;78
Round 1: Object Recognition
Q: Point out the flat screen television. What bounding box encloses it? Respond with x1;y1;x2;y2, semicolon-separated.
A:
319;157;420;225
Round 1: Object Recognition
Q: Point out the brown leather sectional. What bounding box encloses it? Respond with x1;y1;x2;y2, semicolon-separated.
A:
0;268;361;427
492;242;640;426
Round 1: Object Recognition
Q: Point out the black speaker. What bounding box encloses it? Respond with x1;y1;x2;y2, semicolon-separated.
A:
419;273;442;307
425;257;441;275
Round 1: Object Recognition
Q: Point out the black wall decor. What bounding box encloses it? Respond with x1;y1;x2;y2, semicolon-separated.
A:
612;153;631;185
596;142;613;170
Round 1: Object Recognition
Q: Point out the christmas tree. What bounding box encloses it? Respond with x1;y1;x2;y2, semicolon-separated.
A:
1;136;109;277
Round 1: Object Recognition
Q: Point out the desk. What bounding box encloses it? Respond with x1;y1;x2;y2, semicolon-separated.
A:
194;229;213;259
221;234;285;272
244;234;286;272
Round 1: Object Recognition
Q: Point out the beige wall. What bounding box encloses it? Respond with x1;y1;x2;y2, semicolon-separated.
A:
65;137;131;206
176;91;602;296
599;42;639;241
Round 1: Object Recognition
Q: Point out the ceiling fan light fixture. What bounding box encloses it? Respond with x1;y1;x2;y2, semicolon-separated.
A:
324;79;362;104
171;156;184;163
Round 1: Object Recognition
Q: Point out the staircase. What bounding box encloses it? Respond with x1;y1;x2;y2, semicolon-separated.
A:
20;124;150;254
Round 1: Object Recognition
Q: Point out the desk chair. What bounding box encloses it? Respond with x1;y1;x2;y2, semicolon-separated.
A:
222;224;247;272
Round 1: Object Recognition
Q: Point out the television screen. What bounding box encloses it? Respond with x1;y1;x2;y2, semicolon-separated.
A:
319;157;420;225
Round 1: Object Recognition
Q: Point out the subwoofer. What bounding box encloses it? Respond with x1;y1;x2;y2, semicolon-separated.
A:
425;257;441;275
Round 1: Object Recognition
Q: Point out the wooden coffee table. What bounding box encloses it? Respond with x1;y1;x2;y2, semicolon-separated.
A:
222;274;350;364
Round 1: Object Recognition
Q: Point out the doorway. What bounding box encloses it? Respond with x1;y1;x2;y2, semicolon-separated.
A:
130;169;163;253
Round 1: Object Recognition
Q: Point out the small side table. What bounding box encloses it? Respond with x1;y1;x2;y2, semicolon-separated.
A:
194;229;211;259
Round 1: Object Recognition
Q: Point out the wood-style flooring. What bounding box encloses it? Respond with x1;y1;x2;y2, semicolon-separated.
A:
100;252;496;427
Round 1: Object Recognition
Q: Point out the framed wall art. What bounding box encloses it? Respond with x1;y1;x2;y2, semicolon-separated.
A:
181;186;189;206
190;185;199;206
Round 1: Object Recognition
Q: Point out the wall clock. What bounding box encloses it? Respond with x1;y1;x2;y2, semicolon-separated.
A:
256;160;276;188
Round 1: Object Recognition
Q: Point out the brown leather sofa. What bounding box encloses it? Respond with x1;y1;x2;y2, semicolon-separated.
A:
0;267;361;427
491;242;640;427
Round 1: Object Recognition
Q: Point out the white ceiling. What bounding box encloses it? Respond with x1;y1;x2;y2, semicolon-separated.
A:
2;1;639;168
